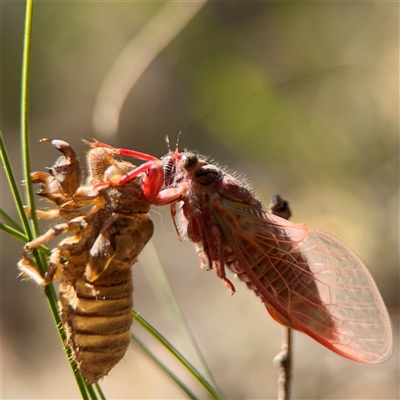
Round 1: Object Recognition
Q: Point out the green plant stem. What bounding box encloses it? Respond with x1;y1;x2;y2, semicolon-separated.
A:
20;0;40;240
0;221;28;242
0;132;32;239
94;383;107;400
19;1;98;398
141;241;221;393
86;384;99;400
0;206;23;231
131;333;199;400
132;310;222;400
0;221;51;257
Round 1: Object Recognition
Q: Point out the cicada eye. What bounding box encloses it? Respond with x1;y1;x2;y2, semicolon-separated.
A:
182;153;198;170
195;165;220;186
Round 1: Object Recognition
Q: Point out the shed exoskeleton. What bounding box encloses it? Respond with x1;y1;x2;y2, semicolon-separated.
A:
19;140;164;384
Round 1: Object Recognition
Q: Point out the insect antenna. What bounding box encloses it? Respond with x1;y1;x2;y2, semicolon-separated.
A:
81;138;95;146
165;132;181;154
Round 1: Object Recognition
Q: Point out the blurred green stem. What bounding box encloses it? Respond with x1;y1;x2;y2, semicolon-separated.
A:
132;310;222;400
0;132;32;239
140;240;222;394
131;332;199;400
0;206;23;231
0;221;28;242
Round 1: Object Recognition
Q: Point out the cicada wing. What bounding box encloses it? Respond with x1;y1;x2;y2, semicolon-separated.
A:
213;199;393;364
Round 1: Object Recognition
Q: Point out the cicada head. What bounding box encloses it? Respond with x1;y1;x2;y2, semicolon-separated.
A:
162;151;201;188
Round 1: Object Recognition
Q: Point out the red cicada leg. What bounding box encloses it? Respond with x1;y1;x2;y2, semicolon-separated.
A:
189;200;236;294
121;160;163;202
209;225;236;294
92;142;187;204
168;202;183;241
92;142;165;202
92;141;159;162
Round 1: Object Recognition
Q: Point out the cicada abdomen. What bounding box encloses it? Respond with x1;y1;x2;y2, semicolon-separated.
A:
19;140;159;384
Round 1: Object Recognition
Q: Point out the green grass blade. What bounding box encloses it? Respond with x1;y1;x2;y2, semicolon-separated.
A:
0;206;23;231
132;310;222;400
0;221;51;256
0;131;32;239
94;383;107;400
131;332;199;400
140;241;221;393
0;221;28;242
20;0;39;239
85;384;99;400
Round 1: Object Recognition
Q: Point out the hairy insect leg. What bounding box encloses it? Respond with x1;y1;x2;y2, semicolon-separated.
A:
169;202;183;241
18;248;62;286
209;226;236;294
92;141;186;203
29;206;85;221
122;160;164;202
36;209;62;219
92;141;159;161
40;138;78;162
25;222;70;251
190;207;236;293
18;222;71;285
94;158;165;202
18;254;47;285
39;138;82;197
19;217;86;285
24;205;61;220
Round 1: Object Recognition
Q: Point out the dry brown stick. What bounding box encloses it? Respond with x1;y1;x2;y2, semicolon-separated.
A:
268;195;293;400
274;327;293;400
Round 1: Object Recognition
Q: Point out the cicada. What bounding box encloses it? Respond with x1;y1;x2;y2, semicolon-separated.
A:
159;147;393;364
19;139;165;384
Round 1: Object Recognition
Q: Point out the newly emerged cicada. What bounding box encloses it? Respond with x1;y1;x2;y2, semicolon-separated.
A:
19;139;166;384
159;147;393;364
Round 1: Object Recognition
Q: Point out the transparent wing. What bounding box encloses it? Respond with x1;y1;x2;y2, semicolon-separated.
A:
213;199;393;364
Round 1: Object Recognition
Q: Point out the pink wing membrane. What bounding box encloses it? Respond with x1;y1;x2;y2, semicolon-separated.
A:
215;199;393;364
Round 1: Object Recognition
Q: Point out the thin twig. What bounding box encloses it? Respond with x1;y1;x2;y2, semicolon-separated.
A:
274;327;292;400
268;194;293;400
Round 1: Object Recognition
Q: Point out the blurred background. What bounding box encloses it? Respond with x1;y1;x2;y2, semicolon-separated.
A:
1;2;398;399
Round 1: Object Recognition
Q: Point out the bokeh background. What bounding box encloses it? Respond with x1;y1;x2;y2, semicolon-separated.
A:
1;2;398;399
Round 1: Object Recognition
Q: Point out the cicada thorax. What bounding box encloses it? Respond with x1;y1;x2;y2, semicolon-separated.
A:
20;140;155;384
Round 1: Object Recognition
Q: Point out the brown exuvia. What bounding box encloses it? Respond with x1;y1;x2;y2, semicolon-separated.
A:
19;140;163;384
